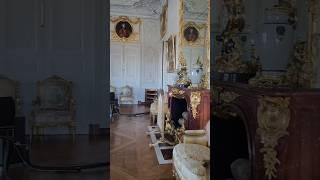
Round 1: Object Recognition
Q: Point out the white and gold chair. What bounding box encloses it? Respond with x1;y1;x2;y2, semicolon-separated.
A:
148;90;172;145
150;98;158;125
0;75;22;116
172;120;210;180
30;75;76;142
119;85;134;104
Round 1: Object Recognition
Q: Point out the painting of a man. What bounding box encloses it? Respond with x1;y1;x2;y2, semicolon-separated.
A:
184;26;199;42
115;21;133;38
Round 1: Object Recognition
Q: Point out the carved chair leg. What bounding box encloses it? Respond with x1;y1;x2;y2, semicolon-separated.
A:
35;127;40;142
69;126;76;143
40;128;44;143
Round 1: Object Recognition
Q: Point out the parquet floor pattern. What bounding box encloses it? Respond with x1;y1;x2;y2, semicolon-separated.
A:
111;106;174;180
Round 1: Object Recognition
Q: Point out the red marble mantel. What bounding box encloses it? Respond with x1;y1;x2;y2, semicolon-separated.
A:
168;85;210;130
212;80;320;180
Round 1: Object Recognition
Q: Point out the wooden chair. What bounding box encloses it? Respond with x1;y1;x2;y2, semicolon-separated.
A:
0;75;22;116
30;75;75;142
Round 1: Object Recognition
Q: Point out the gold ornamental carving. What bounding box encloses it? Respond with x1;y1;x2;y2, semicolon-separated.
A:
169;88;185;99
220;91;240;103
182;21;207;47
110;16;141;43
257;96;291;180
190;92;201;119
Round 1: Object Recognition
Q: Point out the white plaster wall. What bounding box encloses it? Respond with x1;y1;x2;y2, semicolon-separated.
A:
162;0;180;91
110;17;162;102
0;0;108;134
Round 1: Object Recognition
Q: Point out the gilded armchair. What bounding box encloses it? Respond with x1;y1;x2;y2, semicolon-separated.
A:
30;75;75;141
119;85;134;104
173;120;210;180
0;75;22;116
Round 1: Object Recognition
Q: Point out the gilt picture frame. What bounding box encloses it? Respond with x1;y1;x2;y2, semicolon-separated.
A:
167;35;176;73
160;0;168;38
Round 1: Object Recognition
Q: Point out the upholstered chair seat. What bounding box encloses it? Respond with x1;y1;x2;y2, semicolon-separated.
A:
31;75;75;142
150;99;158;124
32;111;73;126
173;121;210;180
173;143;210;180
119;85;134;104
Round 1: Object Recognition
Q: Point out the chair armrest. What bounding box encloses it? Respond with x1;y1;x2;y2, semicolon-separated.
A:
184;130;206;136
183;135;208;146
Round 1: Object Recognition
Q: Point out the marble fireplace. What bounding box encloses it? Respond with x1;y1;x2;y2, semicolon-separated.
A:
212;80;320;180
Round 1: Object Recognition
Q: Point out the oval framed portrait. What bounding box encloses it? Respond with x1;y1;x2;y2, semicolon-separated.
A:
115;21;133;38
184;26;199;42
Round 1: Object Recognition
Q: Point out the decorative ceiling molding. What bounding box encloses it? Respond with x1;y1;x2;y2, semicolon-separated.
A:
111;0;161;19
184;0;208;21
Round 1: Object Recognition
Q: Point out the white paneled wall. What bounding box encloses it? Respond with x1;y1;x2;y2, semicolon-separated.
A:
110;18;162;102
0;0;108;134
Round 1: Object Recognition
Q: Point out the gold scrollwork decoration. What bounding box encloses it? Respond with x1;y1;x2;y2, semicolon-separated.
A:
190;92;201;119
182;21;207;47
170;88;185;99
110;16;141;43
257;96;291;180
110;16;141;24
220;91;240;103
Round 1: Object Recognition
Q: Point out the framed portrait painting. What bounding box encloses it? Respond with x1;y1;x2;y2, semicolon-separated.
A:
110;16;141;43
115;21;133;38
183;22;207;46
167;35;176;73
160;0;168;38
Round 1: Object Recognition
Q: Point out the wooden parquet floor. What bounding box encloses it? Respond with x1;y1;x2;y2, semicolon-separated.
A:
9;135;108;180
111;107;174;180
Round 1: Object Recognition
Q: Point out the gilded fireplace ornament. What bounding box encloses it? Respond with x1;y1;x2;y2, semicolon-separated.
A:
111;16;141;43
170;88;186;99
175;0;190;87
257;96;290;180
190;91;201;119
220;91;240;103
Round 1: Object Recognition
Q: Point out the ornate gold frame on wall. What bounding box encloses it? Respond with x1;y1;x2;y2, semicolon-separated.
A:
176;0;210;89
182;22;207;47
160;0;168;39
110;16;141;43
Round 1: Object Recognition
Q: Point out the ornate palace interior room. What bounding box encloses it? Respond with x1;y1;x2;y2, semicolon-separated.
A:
0;0;320;180
110;0;320;180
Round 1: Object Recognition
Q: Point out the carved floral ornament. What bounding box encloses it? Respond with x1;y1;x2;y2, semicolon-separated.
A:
169;88;185;99
190;91;201;119
220;91;240;103
257;96;291;180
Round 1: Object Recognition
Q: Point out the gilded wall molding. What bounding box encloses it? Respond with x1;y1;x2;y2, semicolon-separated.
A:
257;96;291;180
182;21;207;47
190;91;201;119
110;16;141;43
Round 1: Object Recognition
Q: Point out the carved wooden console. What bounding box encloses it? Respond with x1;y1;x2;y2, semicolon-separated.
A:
212;80;320;180
168;85;210;130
